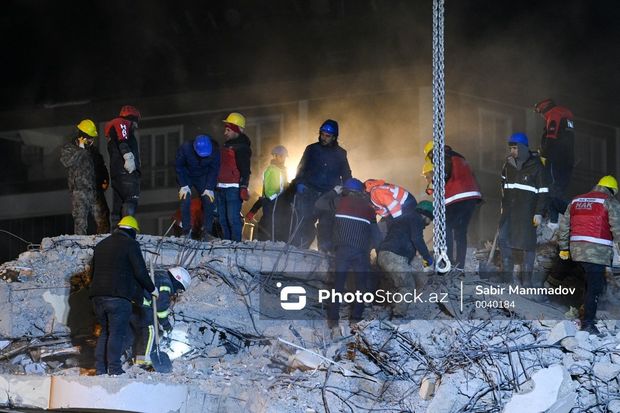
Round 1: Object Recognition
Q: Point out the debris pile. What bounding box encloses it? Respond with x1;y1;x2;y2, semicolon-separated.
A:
1;235;620;412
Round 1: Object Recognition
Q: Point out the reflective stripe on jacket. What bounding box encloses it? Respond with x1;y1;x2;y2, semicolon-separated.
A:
569;192;613;246
445;155;482;205
369;184;410;218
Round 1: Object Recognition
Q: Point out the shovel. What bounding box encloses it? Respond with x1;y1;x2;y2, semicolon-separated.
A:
149;261;172;373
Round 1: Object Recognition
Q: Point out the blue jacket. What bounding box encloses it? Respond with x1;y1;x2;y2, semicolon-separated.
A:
176;140;220;189
295;141;352;193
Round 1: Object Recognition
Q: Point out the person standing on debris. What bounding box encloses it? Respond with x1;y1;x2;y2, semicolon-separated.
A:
558;175;620;335
176;134;220;240
423;140;482;272
216;112;252;241
60;119;110;235
104;105;142;227
292;119;352;251
315;178;377;331
90;216;157;376
131;266;191;367
535;98;575;229
247;145;290;241
499;133;549;287
375;200;434;317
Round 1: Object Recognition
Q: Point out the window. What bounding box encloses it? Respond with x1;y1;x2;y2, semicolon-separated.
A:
477;109;512;173
574;132;607;174
138;126;183;189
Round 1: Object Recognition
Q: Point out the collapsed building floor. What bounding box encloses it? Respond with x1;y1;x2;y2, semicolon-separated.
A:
1;235;620;412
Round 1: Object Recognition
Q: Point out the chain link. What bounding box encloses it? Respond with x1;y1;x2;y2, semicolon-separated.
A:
432;0;451;273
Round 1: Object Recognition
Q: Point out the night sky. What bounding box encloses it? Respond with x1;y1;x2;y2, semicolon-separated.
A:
2;0;619;118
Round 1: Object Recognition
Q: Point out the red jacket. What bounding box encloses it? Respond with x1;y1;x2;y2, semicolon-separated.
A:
569;191;613;246
445;155;482;205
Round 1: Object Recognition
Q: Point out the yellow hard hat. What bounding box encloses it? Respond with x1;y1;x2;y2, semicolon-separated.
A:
77;119;98;138
598;175;618;194
118;216;140;232
222;112;246;129
421;160;433;175
423;140;434;158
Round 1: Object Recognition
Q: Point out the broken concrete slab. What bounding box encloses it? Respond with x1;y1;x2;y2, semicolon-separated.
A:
546;320;577;345
504;365;576;413
0;375;51;409
592;362;620;382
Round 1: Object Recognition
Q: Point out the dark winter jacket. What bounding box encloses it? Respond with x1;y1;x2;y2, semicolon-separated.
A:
295;140;352;193
90;229;155;303
60;142;96;192
104;117;141;178
540;104;575;170
500;149;549;250
143;270;179;330
176;140;221;189
217;133;252;187
315;189;377;250
378;212;432;263
88;145;110;191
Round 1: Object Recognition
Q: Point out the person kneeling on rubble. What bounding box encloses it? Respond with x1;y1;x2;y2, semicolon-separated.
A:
375;199;434;318
90;216;157;376
131;266;192;368
315;178;377;336
558;175;620;336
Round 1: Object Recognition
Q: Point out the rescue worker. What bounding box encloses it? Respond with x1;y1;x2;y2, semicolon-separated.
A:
216;112;252;241
535;98;575;228
375;199;434;317
558;175;620;335
104;105;142;227
315;178;376;333
293;119;352;251
499;133;549;287
60;119;110;234
424;140;482;271
131;266;191;367
176;134;220;240
90;216;157;376
247;145;289;241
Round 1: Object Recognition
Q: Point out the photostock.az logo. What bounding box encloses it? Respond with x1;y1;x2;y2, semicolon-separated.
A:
277;282;306;310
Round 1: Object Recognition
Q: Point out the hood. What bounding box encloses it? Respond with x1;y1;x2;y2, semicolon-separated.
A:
593;185;615;197
364;179;385;192
514;143;530;170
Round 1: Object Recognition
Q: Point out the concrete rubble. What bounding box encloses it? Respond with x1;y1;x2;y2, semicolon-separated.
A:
0;235;619;412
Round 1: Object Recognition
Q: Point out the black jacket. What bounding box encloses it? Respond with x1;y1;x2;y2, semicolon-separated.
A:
90;229;155;302
224;133;252;187
295;140;352;193
500;149;549;250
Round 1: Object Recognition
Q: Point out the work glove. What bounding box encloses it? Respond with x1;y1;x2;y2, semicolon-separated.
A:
246;212;256;222
532;214;542;227
123;152;136;174
202;189;215;202
425;186;434;196
240;187;250;201
159;317;172;333
333;185;343;195
101;180;109;191
179;186;191;200
296;183;306;194
77;137;87;148
547;222;559;231
151;288;160;298
422;258;434;273
559;250;570;260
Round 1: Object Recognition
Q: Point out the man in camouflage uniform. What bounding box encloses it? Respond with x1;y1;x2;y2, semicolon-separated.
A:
60;119;110;235
558;175;620;335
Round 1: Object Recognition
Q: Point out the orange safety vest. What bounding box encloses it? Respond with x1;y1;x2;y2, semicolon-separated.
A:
368;183;410;218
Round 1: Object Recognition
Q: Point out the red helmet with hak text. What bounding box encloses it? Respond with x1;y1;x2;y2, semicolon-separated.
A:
119;105;141;121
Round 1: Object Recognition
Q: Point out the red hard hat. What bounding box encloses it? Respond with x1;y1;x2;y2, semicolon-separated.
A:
119;105;141;121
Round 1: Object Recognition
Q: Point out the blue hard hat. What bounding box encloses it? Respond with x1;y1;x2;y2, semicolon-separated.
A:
319;119;339;137
508;132;528;147
343;178;363;192
193;135;213;157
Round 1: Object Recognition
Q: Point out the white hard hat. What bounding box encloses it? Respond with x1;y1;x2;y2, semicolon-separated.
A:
168;266;191;291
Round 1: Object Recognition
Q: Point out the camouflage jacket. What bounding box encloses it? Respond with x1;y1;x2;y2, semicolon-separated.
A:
60;142;97;192
558;185;620;266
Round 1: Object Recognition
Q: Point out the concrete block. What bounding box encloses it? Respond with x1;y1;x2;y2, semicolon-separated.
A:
419;377;436;400
49;376;188;413
0;374;51;409
504;365;576;413
546;321;576;345
592;362;620;382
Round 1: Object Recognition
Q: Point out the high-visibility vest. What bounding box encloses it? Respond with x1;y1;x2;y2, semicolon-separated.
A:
569;191;613;246
369;183;410;218
445;155;482;205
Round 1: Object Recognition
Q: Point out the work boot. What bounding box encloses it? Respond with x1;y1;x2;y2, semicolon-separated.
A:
581;322;603;337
